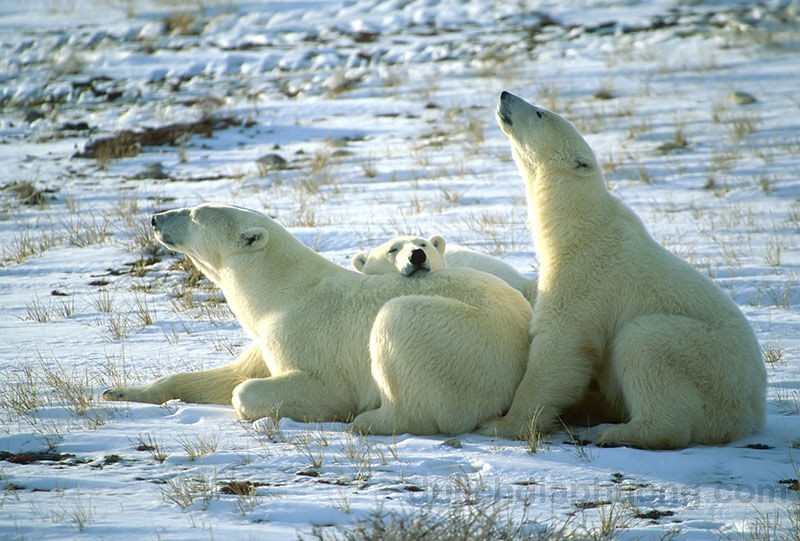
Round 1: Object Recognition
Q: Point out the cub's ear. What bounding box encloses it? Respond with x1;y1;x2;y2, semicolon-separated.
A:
352;253;368;272
429;235;446;255
238;227;269;251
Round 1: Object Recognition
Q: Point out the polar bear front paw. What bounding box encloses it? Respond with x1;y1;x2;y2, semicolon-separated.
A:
352;409;393;435
476;415;527;440
596;421;689;450
102;388;126;401
101;385;164;404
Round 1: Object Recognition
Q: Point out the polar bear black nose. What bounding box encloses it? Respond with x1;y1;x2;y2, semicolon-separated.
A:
151;214;158;227
409;248;426;266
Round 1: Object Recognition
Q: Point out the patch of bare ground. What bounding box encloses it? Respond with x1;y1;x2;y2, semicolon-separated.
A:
72;117;242;161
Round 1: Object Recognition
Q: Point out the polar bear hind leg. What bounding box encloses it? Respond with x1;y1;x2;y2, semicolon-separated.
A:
353;295;524;436
232;371;357;422
598;314;754;449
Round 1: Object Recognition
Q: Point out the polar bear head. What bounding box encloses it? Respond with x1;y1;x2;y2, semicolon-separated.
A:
352;235;446;277
495;91;602;192
151;203;273;285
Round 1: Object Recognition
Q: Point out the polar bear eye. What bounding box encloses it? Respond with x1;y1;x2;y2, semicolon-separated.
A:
387;248;399;254
535;110;544;119
419;242;427;248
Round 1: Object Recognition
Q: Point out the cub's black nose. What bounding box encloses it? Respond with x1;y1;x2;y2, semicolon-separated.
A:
151;214;158;227
409;248;426;266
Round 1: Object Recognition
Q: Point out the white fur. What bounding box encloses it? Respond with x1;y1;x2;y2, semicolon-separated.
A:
103;204;532;436
445;246;536;302
352;235;446;276
479;92;766;449
354;236;536;302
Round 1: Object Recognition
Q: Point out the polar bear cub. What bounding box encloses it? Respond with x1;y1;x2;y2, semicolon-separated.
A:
103;203;532;436
479;91;766;449
353;235;536;301
352;235;446;276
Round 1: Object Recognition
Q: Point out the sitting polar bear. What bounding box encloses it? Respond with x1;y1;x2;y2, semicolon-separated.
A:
103;203;532;436
480;91;766;449
353;235;536;301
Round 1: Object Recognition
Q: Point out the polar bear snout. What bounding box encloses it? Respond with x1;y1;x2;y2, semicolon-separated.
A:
151;212;169;243
404;247;430;274
409;248;427;267
497;91;548;133
498;90;516;126
398;247;431;276
151;211;171;238
151;209;174;231
151;209;190;249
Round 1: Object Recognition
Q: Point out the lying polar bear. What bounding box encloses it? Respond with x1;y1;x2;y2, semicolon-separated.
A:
352;235;536;302
103;203;532;436
352;235;447;276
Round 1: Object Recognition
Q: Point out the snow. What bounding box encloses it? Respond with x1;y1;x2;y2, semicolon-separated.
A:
1;0;799;538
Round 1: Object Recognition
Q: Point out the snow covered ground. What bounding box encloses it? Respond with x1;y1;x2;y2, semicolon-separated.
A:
1;0;798;538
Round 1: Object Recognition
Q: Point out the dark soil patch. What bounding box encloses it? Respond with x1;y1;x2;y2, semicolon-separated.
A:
103;454;122;465
635;509;676;521
220;481;252;495
0;451;76;464
574;500;611;510
512;480;539;486
744;443;774;450
219;480;267;495
73;116;241;160
779;479;799;491
60;121;91;131
2;181;55;206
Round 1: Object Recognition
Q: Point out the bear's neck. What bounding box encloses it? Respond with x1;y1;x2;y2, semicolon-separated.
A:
524;170;614;274
218;232;358;334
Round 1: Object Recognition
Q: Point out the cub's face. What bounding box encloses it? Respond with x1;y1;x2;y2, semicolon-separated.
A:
152;203;271;283
496;91;598;179
352;235;446;277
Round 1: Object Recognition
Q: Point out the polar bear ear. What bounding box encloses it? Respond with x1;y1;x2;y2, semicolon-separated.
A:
352;253;368;272
238;227;269;251
429;235;446;255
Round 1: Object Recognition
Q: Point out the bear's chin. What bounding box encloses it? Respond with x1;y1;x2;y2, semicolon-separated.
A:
399;266;430;277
